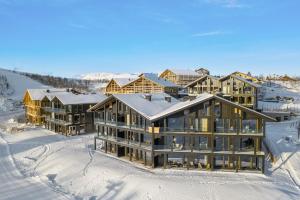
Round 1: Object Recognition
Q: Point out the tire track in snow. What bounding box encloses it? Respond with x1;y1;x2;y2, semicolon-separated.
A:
83;144;94;176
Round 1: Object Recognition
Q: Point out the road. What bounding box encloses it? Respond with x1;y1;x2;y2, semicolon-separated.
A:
0;135;70;200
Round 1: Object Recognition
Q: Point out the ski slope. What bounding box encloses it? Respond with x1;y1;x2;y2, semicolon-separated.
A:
0;68;49;100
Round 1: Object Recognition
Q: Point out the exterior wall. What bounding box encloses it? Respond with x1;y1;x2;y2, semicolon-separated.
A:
45;97;95;136
23;91;44;125
94;97;266;173
160;70;201;87
105;76;178;96
105;80;122;95
187;76;220;96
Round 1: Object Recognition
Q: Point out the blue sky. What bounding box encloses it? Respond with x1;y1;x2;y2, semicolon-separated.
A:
0;0;300;77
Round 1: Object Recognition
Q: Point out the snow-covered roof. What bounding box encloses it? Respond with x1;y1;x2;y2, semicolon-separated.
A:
185;75;219;88
113;78;137;87
26;88;66;101
90;92;276;122
54;93;107;105
169;69;200;76
142;73;178;87
220;74;261;88
150;93;214;120
114;93;179;117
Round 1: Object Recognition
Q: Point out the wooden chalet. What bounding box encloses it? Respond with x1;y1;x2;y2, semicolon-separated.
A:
91;93;275;173
45;92;106;135
219;74;261;110
23;89;65;125
105;73;179;96
185;75;220;96
159;68;209;87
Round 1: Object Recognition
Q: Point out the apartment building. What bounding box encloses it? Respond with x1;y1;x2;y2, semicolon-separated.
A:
90;93;275;173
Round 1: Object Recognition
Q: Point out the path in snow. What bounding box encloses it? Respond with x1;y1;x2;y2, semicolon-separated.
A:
0;134;70;200
2;129;300;200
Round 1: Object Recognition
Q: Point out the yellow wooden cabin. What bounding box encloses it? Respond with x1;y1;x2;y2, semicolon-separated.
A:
23;89;47;125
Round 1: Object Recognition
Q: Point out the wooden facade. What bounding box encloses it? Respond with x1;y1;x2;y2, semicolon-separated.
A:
186;75;220;96
159;69;206;87
219;75;261;110
23;90;44;125
105;74;178;96
92;94;275;173
44;96;96;136
186;73;261;110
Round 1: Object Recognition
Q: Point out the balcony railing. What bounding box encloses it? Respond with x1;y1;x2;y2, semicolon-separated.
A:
154;143;210;152
97;134;151;149
45;117;72;125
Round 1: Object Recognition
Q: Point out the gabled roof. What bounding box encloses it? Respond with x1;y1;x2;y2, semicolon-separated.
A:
185;75;219;88
167;69;200;76
219;74;261;88
89;92;276;122
54;93;107;105
88;93;179;117
113;78;137;87
141;73;178;87
25;88;66;101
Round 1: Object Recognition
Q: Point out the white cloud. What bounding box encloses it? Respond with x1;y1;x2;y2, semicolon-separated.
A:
191;31;228;37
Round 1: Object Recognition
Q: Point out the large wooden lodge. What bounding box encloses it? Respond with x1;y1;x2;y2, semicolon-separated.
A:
90;93;275;173
23;88;106;135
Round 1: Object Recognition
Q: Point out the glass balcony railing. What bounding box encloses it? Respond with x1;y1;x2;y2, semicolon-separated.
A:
97;134;151;149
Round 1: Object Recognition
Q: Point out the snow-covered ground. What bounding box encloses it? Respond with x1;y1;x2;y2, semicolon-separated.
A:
0;120;299;200
0;68;50;113
0;69;300;199
259;81;300;113
265;119;300;187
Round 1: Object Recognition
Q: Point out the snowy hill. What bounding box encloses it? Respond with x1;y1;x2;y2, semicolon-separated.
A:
0;68;49;100
78;72;139;81
0;68;49;113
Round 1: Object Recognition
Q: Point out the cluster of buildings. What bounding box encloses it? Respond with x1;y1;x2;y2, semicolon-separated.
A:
23;68;276;173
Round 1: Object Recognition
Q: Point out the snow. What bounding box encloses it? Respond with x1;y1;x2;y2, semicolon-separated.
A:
259;81;300;113
265;119;300;187
0;68;300;199
0;68;49;114
77;72;139;81
0;126;299;200
0;68;49;100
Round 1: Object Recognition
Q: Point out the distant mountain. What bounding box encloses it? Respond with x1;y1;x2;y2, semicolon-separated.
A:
77;72;139;81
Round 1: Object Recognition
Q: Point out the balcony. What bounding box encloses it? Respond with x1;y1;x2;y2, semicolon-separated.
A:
43;107;67;114
96;134;152;150
215;119;262;135
45;117;72;125
154;143;211;153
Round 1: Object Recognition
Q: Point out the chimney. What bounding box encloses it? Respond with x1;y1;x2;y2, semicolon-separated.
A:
143;94;152;101
165;96;171;103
